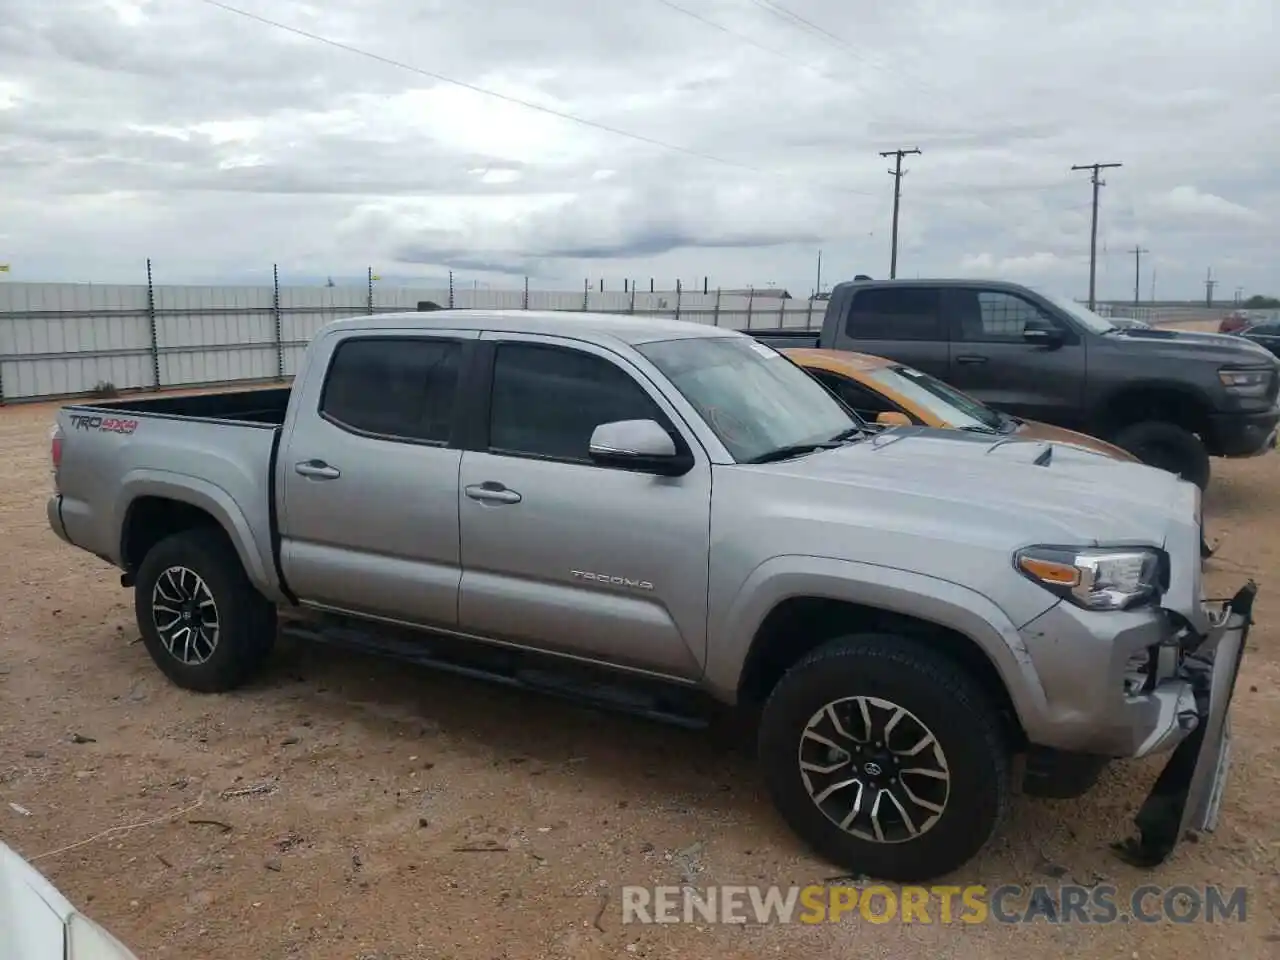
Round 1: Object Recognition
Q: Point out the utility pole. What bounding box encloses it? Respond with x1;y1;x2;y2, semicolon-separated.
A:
1129;245;1148;305
814;249;822;297
1204;267;1217;307
1071;162;1122;311
880;147;921;279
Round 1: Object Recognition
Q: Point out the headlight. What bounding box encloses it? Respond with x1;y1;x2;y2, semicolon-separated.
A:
1014;545;1165;611
1218;366;1273;398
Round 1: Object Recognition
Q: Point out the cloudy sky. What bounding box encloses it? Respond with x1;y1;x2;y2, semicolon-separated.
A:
0;0;1275;300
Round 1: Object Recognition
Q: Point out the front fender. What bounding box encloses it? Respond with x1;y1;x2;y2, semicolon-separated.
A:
705;554;1054;741
114;470;280;600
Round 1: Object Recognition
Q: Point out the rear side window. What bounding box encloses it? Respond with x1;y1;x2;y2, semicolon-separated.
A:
845;288;943;341
488;343;665;463
320;337;462;443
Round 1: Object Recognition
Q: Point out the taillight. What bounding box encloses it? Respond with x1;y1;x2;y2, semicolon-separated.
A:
50;424;63;473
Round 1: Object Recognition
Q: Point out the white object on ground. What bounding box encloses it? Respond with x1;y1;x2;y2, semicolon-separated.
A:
0;839;140;959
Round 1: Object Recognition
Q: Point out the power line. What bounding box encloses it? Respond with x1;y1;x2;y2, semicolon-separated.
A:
880;148;921;279
1070;162;1122;311
745;0;852;50
650;0;818;72
191;0;874;194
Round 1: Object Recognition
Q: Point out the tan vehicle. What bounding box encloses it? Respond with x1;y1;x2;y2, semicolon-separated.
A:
784;347;1213;557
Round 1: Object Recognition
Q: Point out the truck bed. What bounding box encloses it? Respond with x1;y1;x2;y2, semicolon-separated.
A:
736;328;820;349
82;386;292;425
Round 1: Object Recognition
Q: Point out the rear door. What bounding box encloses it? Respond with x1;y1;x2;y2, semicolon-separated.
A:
277;329;476;626
943;286;1087;426
834;286;950;380
455;333;713;679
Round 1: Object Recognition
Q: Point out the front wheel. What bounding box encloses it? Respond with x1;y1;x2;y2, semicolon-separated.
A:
758;634;1010;883
134;528;277;692
1112;420;1211;490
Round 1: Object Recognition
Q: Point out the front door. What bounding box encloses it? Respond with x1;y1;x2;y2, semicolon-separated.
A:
277;331;473;626
943;287;1087;427
456;334;713;680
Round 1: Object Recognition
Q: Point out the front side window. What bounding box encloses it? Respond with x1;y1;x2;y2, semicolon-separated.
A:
488;342;665;463
637;336;859;462
865;365;1004;432
320;337;462;443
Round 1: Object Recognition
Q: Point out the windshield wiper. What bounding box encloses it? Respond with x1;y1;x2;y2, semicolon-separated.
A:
829;425;866;442
746;440;844;464
957;424;999;434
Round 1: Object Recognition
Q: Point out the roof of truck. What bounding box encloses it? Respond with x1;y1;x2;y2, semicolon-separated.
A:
322;309;738;346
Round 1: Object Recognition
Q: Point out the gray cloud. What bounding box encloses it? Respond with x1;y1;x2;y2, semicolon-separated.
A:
0;0;1275;298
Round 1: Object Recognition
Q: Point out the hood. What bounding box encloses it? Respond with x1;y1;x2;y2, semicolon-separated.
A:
750;426;1195;547
1012;420;1137;461
1110;326;1279;364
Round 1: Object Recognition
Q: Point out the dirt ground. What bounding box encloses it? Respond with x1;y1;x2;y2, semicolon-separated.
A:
2;388;1279;958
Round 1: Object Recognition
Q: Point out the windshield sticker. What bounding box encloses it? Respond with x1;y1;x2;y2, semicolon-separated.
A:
748;340;781;359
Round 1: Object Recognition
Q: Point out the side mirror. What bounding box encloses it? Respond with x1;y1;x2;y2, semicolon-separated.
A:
588;419;693;476
1023;327;1063;347
875;411;912;427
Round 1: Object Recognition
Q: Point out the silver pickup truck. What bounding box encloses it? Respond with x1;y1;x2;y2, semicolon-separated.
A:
47;310;1255;882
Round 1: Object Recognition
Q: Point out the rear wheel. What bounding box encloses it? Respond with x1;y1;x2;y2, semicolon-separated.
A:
1112;420;1211;490
757;633;1010;882
134;529;277;692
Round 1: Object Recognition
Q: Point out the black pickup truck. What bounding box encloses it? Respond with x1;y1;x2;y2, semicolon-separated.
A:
747;278;1280;488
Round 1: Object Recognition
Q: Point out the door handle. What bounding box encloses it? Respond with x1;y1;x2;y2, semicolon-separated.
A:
955;355;988;365
295;460;341;480
465;482;522;504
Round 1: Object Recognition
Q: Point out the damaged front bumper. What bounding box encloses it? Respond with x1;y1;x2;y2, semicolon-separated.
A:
1114;580;1257;867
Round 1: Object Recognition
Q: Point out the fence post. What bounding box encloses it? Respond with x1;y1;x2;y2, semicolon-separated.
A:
448;271;454;308
273;264;284;379
675;279;682;322
746;287;754;330
146;258;160;388
712;288;721;326
366;267;374;315
522;276;529;309
629;282;637;314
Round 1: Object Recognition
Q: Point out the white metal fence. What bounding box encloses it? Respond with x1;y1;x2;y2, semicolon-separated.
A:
0;279;1260;403
0;282;819;402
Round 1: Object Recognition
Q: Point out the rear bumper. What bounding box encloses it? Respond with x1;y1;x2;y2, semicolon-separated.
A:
47;494;71;545
1205;407;1280;457
1115;581;1256;867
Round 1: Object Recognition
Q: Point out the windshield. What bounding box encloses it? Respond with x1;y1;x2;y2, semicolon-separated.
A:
867;365;1004;432
636;336;860;462
1040;292;1117;334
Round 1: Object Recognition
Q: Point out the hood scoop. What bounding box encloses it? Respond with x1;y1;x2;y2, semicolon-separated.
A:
982;436;1055;465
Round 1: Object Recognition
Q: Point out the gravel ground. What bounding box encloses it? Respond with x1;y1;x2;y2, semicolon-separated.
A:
1;389;1278;959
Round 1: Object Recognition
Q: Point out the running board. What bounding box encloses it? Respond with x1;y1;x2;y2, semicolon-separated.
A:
280;615;713;730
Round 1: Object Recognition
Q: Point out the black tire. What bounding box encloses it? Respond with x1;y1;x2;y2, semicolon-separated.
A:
1112;420;1211;490
134;528;277;693
758;633;1009;883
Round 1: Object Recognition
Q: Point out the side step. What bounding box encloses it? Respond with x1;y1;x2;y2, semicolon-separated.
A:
280;614;714;730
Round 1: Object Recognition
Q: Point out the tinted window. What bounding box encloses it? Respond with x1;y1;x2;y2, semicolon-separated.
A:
845;288;943;341
956;291;1055;342
1248;321;1280;336
489;343;664;463
321;337;461;443
810;371;898;418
